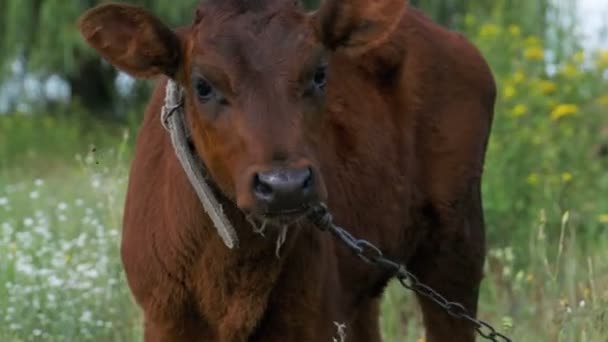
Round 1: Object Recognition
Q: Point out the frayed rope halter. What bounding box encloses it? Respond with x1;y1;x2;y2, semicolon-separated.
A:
160;79;239;249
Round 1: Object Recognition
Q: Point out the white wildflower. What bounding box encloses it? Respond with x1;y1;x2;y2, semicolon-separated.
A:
2;222;13;234
16;261;35;276
48;275;63;287
75;233;87;247
80;311;93;323
84;269;99;279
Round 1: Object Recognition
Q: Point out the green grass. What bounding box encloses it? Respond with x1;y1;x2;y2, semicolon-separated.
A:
2;12;608;342
380;215;608;341
0;137;142;341
1;119;607;341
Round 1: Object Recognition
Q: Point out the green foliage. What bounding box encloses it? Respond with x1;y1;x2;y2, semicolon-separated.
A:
0;141;138;341
0;0;199;79
0;113;128;175
469;17;608;257
379;7;608;341
0;0;200;117
411;0;549;34
0;0;554;118
1;0;608;341
380;227;608;341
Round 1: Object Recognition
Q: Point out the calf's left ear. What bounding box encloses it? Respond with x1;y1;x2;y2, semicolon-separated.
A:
78;4;181;79
313;0;407;55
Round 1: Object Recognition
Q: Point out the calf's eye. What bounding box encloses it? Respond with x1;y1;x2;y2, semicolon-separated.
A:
194;77;214;102
312;65;328;90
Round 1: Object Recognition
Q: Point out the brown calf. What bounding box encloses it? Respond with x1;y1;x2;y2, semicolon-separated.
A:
79;1;496;341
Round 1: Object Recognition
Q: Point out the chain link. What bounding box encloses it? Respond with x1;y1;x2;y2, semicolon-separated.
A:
308;204;512;342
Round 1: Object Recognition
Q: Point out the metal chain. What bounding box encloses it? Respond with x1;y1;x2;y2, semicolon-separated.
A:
308;204;512;342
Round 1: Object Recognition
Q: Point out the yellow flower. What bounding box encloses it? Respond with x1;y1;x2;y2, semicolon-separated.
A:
599;214;608;223
561;172;573;183
508;25;521;37
538;80;557;95
524;46;544;61
598;95;608;106
504;85;516;99
527;173;539;185
511;104;528;117
596;50;608;69
479;24;500;38
583;287;591;299
550;104;579;121
560;63;580;78
526;273;534;283
512;70;525;84
572;51;585;64
524;36;541;47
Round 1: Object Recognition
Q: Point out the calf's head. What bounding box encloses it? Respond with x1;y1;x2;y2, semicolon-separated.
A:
79;0;406;220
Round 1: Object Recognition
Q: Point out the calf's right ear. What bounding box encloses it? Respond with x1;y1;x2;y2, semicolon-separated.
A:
78;4;181;79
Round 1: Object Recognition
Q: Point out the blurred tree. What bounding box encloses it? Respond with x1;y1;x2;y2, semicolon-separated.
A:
409;0;549;35
302;0;548;33
0;0;551;119
0;0;199;119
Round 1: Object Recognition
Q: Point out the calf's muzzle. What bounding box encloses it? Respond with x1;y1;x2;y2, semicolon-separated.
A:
252;167;316;215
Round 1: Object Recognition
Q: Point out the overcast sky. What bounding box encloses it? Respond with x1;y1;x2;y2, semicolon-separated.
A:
578;0;608;48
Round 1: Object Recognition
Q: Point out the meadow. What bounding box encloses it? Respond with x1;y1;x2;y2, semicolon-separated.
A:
1;13;608;342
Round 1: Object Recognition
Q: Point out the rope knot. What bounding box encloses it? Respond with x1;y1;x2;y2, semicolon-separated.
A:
161;80;184;131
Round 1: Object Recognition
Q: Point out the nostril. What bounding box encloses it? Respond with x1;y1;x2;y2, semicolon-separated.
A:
253;173;273;197
302;168;314;191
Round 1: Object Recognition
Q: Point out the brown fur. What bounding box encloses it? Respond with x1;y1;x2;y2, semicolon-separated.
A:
79;1;496;341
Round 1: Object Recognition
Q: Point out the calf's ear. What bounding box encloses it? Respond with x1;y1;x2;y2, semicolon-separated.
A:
313;0;407;55
78;4;181;79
